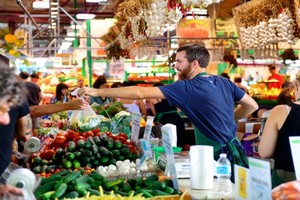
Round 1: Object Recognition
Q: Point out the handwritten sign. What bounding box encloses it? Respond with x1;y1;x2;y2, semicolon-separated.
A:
235;165;250;200
289;136;300;180
143;116;154;141
130;113;141;145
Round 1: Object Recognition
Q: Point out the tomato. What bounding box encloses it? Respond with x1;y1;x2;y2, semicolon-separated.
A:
124;140;134;146
117;132;128;140
40;149;56;160
50;135;67;148
66;129;80;141
91;127;100;134
83;131;94;138
105;131;112;137
73;136;86;143
128;144;137;154
109;134;117;140
116;135;127;144
95;132;101;137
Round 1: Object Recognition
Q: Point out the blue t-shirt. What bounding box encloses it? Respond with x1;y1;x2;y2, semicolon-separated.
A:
0;101;30;175
159;75;245;143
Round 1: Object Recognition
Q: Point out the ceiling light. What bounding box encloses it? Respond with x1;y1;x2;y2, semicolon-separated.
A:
76;13;95;20
65;37;75;41
67;32;80;37
85;0;107;2
32;1;50;9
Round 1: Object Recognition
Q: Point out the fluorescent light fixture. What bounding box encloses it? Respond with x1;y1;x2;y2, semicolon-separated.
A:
76;13;95;20
70;24;81;29
67;32;80;37
32;1;50;9
86;0;108;3
65;37;75;41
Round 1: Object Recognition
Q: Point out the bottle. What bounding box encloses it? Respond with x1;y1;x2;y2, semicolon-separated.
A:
216;153;232;195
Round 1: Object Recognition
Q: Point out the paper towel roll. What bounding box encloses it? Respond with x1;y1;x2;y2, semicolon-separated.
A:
189;145;214;189
161;123;177;147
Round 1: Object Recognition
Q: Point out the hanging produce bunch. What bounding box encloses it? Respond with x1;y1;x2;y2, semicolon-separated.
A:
232;0;300;59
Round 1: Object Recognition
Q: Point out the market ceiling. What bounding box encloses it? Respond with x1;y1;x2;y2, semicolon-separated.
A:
0;0;247;57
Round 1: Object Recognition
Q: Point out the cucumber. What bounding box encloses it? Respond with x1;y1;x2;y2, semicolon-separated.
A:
152;189;172;196
77;139;85;148
35;181;57;197
138;189;154;198
74;175;89;184
87;188;100;196
52;183;68;198
67;141;76;152
40;190;55;200
87;136;96;145
164;186;175;194
40;174;60;185
121;182;132;192
93;136;101;146
75;182;91;191
63;191;79;199
88;172;104;181
147;181;167;190
64;171;81;184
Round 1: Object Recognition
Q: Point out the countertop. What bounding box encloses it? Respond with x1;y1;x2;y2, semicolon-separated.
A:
178;178;235;200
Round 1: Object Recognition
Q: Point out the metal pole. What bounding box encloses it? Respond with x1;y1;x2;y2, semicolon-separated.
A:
86;19;93;87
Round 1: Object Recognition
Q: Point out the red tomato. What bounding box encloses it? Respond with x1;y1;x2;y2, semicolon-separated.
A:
73;136;86;143
105;131;112;137
116;135;127;144
83;131;94;138
91;127;100;134
117;132;128;140
40;149;56;160
127;144;137;154
95;132;101;137
66;129;80;141
50;135;67;148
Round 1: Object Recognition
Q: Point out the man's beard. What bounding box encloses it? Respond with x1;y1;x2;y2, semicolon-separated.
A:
178;64;193;80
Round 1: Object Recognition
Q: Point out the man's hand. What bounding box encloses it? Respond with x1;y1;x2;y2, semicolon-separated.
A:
77;87;94;97
0;184;23;195
66;99;89;110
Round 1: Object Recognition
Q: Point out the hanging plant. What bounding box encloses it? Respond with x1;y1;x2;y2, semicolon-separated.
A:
280;48;297;65
0;27;24;57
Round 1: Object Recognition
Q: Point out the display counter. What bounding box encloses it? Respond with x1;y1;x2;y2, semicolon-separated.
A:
178;178;235;200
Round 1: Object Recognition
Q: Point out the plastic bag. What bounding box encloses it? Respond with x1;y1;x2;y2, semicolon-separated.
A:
272;180;300;200
69;106;100;132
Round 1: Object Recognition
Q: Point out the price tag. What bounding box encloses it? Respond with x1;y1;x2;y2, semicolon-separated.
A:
137;139;153;170
161;126;179;190
234;164;250;200
143;116;154;141
249;157;272;200
289;136;300;179
130;113;141;145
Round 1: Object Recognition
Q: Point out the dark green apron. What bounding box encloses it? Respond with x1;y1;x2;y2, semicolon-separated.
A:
155;110;179;122
194;128;249;182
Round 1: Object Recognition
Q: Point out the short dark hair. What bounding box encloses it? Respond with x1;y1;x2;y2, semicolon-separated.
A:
268;64;276;70
93;75;107;88
177;44;210;68
30;73;39;79
55;83;68;101
234;77;242;83
19;71;29;79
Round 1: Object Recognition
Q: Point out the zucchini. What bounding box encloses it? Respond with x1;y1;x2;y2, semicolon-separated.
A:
87;188;100;196
88;172;104;181
64;171;81;184
63;191;79;199
138;189;154;198
144;174;159;186
35;181;57;197
104;178;124;190
121;182;132;192
52;183;68;199
90;180;102;190
152;189;172;196
93;136;101;146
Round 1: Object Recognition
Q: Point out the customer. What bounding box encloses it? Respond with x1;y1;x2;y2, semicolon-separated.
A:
19;71;42;136
0;55;28;196
115;81;147;115
89;75;112;105
78;44;258;171
277;81;294;105
234;76;248;94
258;71;300;188
50;83;69;104
150;82;186;148
70;76;86;99
268;64;283;89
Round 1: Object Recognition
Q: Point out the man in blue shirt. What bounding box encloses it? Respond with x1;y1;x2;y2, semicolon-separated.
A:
78;44;258;170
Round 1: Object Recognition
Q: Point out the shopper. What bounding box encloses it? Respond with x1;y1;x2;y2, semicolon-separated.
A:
268;64;283;89
115;81;147;115
258;71;300;188
78;44;258;171
234;76;248;94
0;55;28;196
89;75;112;105
149;82;186;148
50;83;69;104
